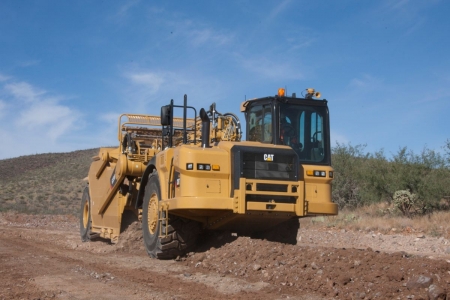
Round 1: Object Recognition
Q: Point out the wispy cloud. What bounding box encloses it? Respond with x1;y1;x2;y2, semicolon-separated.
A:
349;74;383;91
268;0;292;21
126;72;165;94
119;0;140;16
107;0;141;25
122;70;192;111
287;37;316;51
18;60;40;67
4;82;46;103
163;17;234;50
188;28;233;48
17;100;80;140
120;67;230;116
384;0;410;11
0;77;83;157
100;112;121;125
413;87;450;105
374;0;432;35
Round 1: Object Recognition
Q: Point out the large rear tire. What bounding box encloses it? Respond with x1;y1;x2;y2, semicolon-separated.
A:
142;171;200;259
80;186;92;242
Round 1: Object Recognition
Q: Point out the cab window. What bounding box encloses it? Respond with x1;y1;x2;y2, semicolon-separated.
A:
247;104;272;143
279;104;328;164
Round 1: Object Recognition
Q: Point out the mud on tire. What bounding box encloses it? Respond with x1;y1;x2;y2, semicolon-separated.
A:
142;171;200;259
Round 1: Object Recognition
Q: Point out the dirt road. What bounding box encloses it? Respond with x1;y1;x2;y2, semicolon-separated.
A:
1;214;449;299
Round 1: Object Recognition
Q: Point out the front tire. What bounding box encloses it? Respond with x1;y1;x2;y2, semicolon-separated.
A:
80;186;92;242
142;171;200;259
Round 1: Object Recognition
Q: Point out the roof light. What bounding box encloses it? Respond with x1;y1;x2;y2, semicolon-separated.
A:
278;88;285;97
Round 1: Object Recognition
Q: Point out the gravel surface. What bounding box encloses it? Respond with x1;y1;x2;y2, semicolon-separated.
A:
1;213;450;299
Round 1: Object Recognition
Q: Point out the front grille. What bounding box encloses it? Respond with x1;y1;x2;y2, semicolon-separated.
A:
242;152;296;180
231;145;299;195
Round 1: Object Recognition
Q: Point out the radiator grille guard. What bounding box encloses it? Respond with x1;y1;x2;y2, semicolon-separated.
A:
231;145;299;200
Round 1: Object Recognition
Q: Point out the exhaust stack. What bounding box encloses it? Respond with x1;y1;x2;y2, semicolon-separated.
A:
199;108;210;148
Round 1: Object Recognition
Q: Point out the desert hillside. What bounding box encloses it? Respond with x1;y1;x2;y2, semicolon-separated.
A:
0;149;98;215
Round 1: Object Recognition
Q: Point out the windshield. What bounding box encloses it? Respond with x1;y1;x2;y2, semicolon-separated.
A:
279;103;330;165
247;103;273;143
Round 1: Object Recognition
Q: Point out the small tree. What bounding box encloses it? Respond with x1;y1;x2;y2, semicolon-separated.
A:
392;190;417;217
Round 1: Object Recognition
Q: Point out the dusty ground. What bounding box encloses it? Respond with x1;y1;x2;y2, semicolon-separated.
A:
1;213;450;300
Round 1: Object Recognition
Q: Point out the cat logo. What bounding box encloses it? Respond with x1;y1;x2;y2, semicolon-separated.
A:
264;154;274;162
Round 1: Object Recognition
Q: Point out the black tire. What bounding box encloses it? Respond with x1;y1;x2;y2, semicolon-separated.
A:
80;186;92;242
142;171;200;259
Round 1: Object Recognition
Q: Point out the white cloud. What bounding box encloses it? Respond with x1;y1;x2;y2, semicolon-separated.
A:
287;38;316;51
4;81;46;103
384;0;410;11
374;0;432;35
349;74;383;91
164;18;234;50
109;0;141;23
123;70;190;102
119;67;229;117
17;100;80;140
268;0;292;21
117;0;140;16
126;72;165;94
0;78;83;158
188;28;233;48
100;112;121;125
18;60;40;67
122;71;178;112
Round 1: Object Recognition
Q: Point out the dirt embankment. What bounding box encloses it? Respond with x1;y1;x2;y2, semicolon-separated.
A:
1;213;450;300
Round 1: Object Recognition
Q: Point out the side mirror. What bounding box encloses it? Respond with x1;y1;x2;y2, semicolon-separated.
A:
161;105;172;126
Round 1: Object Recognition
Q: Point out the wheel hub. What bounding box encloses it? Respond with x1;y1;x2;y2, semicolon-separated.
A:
147;195;158;235
83;200;89;228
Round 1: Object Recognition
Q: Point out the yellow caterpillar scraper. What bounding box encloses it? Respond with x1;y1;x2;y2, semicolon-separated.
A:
80;89;338;259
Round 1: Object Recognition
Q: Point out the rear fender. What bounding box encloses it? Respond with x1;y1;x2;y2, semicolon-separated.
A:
135;156;157;209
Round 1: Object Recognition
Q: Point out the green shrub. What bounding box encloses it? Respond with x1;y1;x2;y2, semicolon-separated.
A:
331;143;368;208
392;190;417;217
332;142;450;214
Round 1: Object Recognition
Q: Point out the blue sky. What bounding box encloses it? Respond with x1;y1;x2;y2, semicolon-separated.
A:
0;0;449;159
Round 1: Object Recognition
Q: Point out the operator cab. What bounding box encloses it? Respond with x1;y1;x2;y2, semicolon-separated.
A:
242;88;331;165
